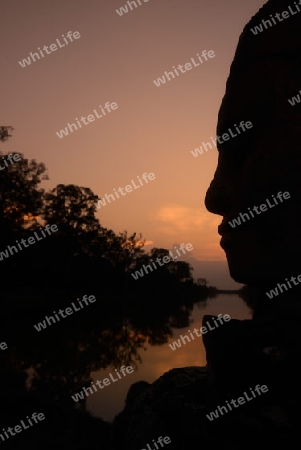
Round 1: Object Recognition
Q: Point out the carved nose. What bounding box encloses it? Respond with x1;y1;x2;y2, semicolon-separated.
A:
205;182;231;217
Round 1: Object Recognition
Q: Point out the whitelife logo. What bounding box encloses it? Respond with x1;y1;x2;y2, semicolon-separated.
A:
95;172;155;209
116;0;150;16
266;273;301;299
56;102;118;139
18;31;81;67
250;1;301;35
0;153;21;170
141;435;171;450
169;314;231;351
228;191;291;229
131;243;193;280
288;89;301;106
206;384;269;421
71;366;134;402
0;224;58;261
153;50;215;87
33;295;97;332
0;412;45;443
191;121;253;157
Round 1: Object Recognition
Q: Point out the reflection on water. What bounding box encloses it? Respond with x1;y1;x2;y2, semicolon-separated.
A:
87;294;252;421
1;291;252;438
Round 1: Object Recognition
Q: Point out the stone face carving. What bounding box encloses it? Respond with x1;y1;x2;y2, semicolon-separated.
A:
115;1;301;447
205;0;301;286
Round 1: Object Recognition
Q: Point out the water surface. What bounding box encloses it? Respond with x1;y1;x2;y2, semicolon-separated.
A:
87;294;252;421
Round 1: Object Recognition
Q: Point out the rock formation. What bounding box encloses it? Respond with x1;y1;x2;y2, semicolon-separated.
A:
114;1;301;447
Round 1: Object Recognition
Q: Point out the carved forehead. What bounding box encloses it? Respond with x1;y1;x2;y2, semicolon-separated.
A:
217;0;301;134
232;0;301;72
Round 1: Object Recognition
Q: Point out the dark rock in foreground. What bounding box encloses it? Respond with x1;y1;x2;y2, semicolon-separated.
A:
114;313;299;448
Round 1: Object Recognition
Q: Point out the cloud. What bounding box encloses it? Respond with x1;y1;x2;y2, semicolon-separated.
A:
149;204;223;260
135;239;154;247
143;240;154;246
150;204;220;235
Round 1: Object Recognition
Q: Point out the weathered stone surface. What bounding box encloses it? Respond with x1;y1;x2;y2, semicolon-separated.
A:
114;367;209;448
114;311;299;448
113;1;301;446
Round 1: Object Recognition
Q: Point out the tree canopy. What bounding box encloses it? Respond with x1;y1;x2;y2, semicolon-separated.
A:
0;128;205;296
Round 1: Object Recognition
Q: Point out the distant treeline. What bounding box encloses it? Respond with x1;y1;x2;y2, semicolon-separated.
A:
0;126;216;297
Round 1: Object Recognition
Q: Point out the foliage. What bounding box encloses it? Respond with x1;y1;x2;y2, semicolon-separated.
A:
0;127;205;293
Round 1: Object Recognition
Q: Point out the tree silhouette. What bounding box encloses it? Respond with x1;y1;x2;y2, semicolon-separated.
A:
167;260;194;282
0;126;13;142
0;151;48;242
0;127;209;294
43;184;99;233
197;278;207;286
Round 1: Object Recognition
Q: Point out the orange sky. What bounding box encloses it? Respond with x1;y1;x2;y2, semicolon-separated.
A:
1;0;266;287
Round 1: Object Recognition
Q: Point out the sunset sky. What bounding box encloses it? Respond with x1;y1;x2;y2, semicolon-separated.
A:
1;0;266;288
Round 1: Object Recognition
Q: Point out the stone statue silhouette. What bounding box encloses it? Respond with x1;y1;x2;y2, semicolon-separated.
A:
116;1;301;447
